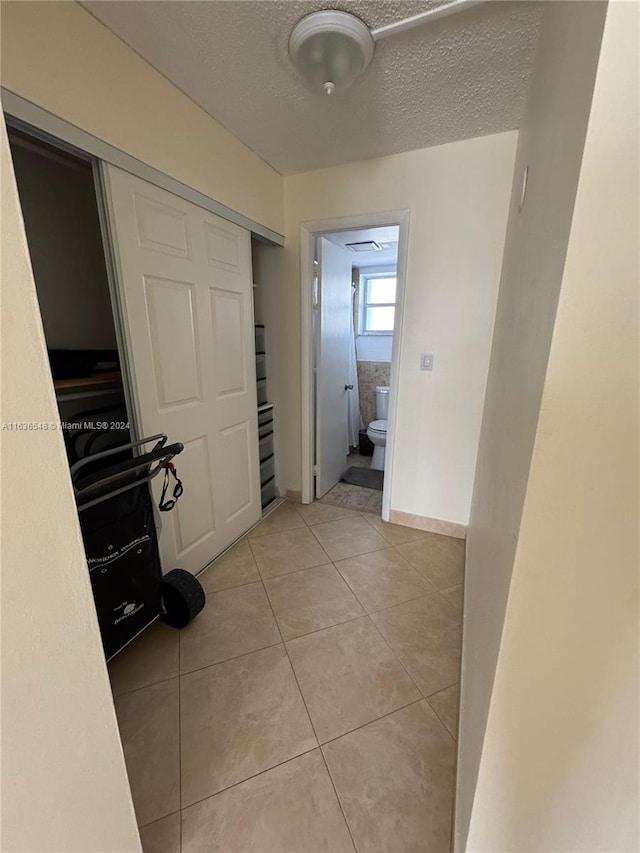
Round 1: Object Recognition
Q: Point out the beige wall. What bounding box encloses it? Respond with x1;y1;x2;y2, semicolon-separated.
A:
0;1;284;235
1;115;140;852
456;0;611;846
465;2;639;847
280;132;516;524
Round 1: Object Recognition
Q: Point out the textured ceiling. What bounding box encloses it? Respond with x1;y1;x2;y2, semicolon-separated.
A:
82;0;543;174
326;226;399;267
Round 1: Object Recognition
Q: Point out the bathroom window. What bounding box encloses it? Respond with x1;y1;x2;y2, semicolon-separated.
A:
359;269;397;335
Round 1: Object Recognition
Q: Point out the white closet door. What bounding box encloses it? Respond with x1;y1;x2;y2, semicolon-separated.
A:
103;166;260;574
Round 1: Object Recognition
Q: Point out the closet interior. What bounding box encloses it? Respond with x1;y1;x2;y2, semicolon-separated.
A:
8;128;133;472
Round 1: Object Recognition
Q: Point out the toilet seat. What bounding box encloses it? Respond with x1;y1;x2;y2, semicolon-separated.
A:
368;419;387;434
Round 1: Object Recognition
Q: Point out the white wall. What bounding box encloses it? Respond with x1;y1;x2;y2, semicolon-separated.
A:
0;115;140;853
10;138;117;349
280;133;516;524
465;2;639;847
455;1;608;846
0;1;284;235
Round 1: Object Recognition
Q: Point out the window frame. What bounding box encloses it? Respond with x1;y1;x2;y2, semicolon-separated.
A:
358;266;398;336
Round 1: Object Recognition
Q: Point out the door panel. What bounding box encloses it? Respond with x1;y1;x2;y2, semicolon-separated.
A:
104;166;260;574
316;238;353;498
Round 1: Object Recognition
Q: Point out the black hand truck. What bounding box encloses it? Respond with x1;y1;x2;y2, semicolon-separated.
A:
71;434;205;660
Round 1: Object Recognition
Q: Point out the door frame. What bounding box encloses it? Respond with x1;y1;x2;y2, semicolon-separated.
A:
300;209;410;521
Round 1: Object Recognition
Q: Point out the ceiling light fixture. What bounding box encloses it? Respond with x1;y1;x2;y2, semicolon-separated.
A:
288;0;489;95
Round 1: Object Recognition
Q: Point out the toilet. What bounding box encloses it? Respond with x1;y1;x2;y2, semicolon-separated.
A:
366;386;389;471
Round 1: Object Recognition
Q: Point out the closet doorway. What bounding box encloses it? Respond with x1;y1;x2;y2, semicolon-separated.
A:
7;122;265;579
301;211;409;521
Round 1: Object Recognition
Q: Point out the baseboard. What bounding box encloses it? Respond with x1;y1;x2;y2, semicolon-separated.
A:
389;509;467;540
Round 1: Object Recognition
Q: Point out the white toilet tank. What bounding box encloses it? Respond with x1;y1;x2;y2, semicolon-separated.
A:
375;386;390;420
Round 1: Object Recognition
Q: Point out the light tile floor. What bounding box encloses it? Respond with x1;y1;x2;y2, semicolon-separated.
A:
110;500;464;853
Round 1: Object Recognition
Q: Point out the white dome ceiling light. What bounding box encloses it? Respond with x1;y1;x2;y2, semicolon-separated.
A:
288;0;489;95
288;11;374;96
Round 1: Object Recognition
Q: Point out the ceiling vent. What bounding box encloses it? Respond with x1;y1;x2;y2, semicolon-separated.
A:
345;240;382;252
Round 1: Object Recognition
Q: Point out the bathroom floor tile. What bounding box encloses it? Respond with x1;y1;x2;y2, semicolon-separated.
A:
322;701;455;852
286;616;420;743
114;678;180;827
179;582;280;673
109;618;178;697
264;564;364;640
179;645;316;807
308;516;387;562
295;501;359;526
440;583;464;615
335;548;435;613
396;534;465;590
139;812;181;853
248;501;306;538
321;482;376;510
361;514;429;546
427;683;460;739
198;539;259;594
363;490;383;513
249;527;330;579
371;594;461;697
181;750;354;853
346;450;371;468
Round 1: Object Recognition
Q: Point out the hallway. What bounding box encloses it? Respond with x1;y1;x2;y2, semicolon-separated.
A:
109;501;464;852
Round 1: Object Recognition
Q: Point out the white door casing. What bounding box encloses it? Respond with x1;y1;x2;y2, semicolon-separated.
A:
315;237;353;498
103;166;261;574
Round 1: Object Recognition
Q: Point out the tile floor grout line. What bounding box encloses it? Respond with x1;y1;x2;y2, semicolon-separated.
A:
199;574;265;596
138;808;181;832
180;638;284;679
424;695;458;745
331;561;439;616
261;559;337;585
179;743;321;815
261;575;323;748
319;696;426;749
112;587;454;700
318;747;359;853
363;612;427;699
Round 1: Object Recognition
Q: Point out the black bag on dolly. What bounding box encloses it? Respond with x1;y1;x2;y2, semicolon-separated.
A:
81;484;162;659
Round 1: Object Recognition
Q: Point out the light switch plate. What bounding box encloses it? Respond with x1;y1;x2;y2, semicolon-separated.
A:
421;352;434;371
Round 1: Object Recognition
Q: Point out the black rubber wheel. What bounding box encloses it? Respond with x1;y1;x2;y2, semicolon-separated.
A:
161;569;205;628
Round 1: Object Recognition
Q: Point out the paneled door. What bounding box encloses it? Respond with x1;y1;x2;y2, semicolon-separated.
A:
103;166;261;574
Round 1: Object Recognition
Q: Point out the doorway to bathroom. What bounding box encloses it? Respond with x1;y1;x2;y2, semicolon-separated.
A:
300;211;410;521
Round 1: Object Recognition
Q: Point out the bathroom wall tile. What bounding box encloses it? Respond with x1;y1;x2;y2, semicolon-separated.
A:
356;361;391;428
